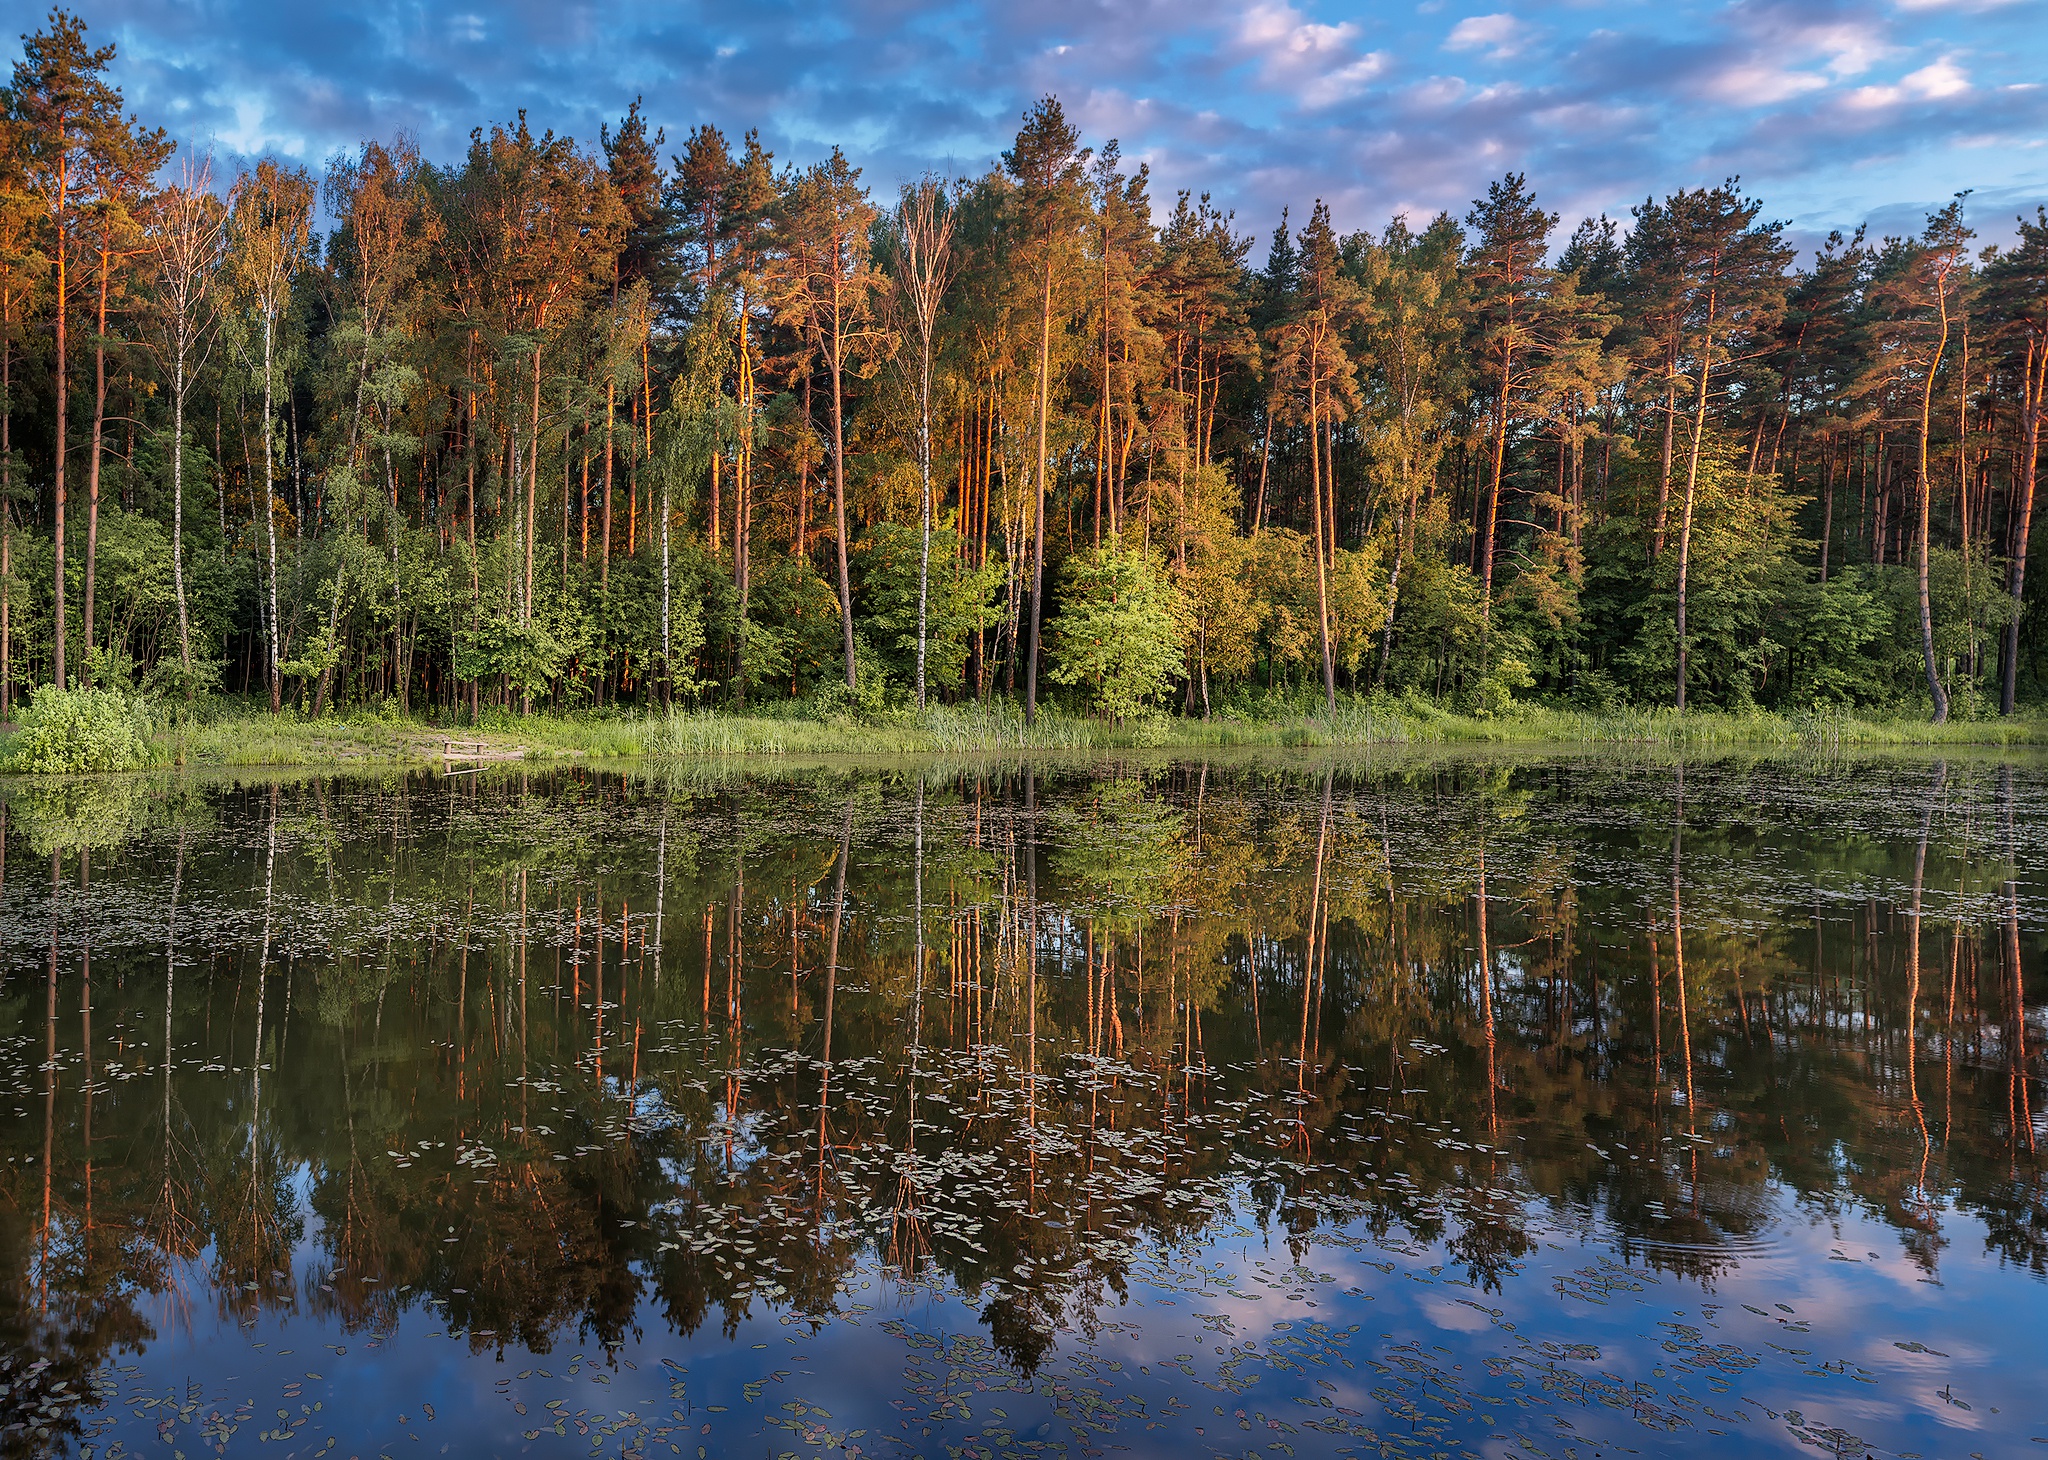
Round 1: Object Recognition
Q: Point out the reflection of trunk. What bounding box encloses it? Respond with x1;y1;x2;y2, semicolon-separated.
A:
247;785;279;1286
160;831;185;1246
519;871;529;1135
43;850;58;1313
2002;766;2032;1151
1299;774;1332;1095
893;779;928;1271
1907;764;1944;1191
81;851;93;1226
818;798;852;1205
653;813;667;989
1478;845;1496;1135
1671;772;1695;1117
1025;769;1039;1204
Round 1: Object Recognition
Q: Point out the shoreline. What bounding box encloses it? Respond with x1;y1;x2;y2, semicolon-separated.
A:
8;698;2045;776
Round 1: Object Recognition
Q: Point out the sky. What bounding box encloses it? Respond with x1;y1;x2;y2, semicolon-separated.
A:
31;0;2048;260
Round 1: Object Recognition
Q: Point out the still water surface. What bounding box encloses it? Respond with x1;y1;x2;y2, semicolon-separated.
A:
2;754;2045;1460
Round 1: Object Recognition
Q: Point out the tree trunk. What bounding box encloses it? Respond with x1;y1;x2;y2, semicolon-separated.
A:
1917;290;1951;723
1652;365;1676;557
53;211;69;691
1376;489;1414;689
263;309;282;712
1308;373;1336;716
1480;338;1510;638
170;335;192;688
601;377;614;590
829;275;857;690
526;345;541;628
2;319;10;719
1025;262;1052;724
2004;335;2042;716
915;326;933;711
1673;344;1711;711
84;252;108;686
1819;440;1835;584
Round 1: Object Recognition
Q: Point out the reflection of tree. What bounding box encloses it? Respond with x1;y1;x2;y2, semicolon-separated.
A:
0;757;2042;1409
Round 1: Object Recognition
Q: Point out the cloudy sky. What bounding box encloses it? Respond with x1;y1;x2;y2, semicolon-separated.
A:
35;0;2048;257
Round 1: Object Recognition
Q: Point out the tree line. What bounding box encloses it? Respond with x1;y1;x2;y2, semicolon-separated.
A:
2;10;2045;726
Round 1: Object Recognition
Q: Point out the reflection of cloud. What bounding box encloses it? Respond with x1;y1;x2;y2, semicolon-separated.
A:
37;0;2047;262
1422;1295;1496;1332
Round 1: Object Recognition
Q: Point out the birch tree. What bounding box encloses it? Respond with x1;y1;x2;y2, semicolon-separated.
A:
144;160;227;692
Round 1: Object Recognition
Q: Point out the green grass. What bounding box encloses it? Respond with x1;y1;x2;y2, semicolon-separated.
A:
6;693;2046;776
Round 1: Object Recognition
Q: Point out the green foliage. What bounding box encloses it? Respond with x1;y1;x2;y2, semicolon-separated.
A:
1375;513;1487;696
743;554;846;698
2;684;159;774
1047;537;1185;719
853;517;999;694
4;776;159;855
1579;435;1806;709
1472;655;1535;718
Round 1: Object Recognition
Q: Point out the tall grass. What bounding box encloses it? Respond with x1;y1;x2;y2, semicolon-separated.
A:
6;690;2043;776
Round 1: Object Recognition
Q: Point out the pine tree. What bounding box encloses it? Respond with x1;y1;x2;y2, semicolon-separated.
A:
13;9;160;689
1268;200;1364;714
1984;209;2048;715
1464;174;1557;637
767;148;879;690
1002;96;1091;724
1859;197;1969;721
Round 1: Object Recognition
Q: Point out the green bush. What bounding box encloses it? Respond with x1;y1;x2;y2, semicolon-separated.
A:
1047;536;1184;720
2;684;158;774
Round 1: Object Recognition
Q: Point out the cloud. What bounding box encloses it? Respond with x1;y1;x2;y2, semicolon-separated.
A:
1233;3;1391;108
1847;54;1971;108
1700;64;1831;106
1444;13;1523;59
18;0;2042;263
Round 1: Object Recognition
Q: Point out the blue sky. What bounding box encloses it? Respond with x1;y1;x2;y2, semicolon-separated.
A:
43;0;2048;258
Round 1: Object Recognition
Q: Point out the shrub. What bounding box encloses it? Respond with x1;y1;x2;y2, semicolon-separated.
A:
1047;537;1184;720
2;684;158;774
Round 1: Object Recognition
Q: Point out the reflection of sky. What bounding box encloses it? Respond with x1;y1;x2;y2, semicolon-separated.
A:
56;0;2048;258
116;1177;2044;1458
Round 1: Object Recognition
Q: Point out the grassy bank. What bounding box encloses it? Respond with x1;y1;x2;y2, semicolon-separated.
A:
11;695;2030;773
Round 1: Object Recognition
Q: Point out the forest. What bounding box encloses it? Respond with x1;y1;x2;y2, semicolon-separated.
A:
2;10;2045;741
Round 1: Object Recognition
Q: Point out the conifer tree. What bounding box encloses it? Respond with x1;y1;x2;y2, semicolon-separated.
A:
1464;175;1557;636
1002;97;1090;724
1268;200;1363;714
13;10;158;687
768;148;878;690
1985;209;2048;715
1655;181;1790;710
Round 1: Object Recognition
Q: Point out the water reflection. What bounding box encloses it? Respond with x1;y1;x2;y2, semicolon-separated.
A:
1;754;2044;1459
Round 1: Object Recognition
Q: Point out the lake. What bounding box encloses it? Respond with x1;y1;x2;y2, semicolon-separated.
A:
2;752;2044;1460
